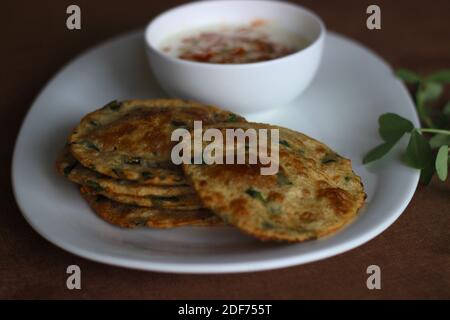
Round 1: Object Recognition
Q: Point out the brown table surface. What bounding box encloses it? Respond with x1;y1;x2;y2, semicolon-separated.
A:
1;0;449;299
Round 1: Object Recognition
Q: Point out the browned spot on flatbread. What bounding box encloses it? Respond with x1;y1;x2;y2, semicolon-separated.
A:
89;109;172;155
302;188;311;196
201;163;277;189
317;187;352;215
230;198;250;216
300;211;316;222
267;191;284;202
315;146;326;153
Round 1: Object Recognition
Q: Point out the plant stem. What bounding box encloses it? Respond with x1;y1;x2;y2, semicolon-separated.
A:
418;128;450;135
415;81;436;128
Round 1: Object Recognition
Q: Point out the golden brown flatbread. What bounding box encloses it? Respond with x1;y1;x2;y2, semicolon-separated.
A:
183;122;366;242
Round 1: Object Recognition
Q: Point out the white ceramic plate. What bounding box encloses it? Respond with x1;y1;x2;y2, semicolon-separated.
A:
12;30;419;273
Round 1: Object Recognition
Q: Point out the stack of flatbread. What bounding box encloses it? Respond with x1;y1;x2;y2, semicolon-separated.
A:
56;99;365;242
56;99;243;228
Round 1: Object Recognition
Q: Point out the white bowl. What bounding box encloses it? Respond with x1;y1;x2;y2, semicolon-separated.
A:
144;0;325;114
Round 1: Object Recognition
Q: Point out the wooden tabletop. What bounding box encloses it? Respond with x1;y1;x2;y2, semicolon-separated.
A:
1;0;449;299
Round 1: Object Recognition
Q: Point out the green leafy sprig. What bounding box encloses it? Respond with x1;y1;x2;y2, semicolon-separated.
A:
395;69;450;128
363;69;450;184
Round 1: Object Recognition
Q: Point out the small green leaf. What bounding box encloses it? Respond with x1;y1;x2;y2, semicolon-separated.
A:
378;113;414;142
415;83;439;127
82;140;100;152
86;180;103;192
443;101;450;118
363;141;397;164
276;171;292;186
415;88;434;128
404;130;433;169
104;100;121;111
63;162;77;176
261;221;276;229
245;187;265;203
426;70;450;84
417;82;443;104
435;145;448;181
420;161;435;185
141;171;153;179
429;133;450;149
124;157;142;165
395;69;421;83
227;114;238;122
279;140;290;148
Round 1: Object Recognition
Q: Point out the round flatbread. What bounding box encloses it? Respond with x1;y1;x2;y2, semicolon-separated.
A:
69;99;244;180
80;187;223;228
183;122;366;242
56;148;192;196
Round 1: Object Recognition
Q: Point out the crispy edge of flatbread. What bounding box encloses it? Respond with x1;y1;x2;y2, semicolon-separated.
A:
80;186;223;228
55;148;192;196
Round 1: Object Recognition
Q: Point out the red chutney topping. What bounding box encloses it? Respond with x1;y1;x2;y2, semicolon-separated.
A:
166;21;301;64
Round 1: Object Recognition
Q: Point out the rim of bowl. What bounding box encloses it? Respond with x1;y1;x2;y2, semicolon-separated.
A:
144;0;326;69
